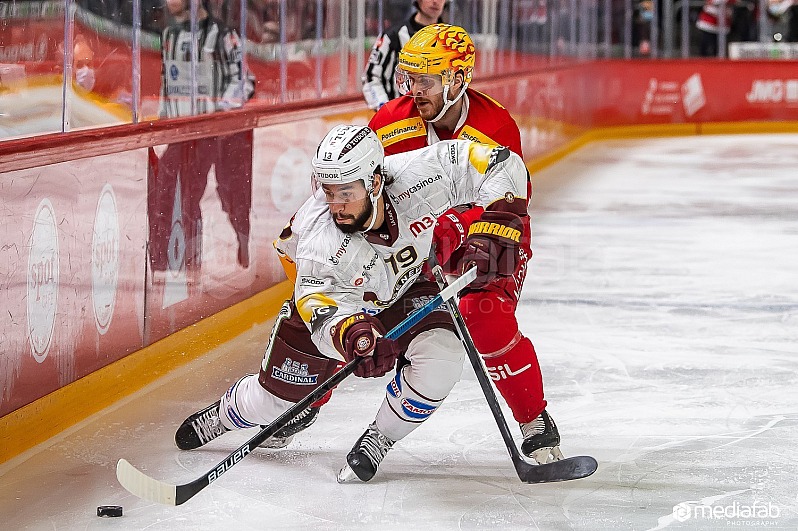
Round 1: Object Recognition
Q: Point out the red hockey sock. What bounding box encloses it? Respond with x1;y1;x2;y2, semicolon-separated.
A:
482;337;546;423
460;292;546;423
309;361;344;408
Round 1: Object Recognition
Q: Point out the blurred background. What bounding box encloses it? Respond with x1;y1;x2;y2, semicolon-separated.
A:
2;0;797;138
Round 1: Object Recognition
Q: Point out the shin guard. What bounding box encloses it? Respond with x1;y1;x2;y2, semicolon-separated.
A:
460;291;546;423
376;368;445;441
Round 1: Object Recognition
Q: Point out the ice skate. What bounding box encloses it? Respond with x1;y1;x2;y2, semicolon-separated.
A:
337;423;395;483
520;409;564;464
259;405;320;449
175;400;229;450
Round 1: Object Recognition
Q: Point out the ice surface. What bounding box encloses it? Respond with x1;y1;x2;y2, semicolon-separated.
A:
1;134;797;530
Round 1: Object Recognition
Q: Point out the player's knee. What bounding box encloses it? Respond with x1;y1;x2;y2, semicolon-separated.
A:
402;329;463;398
459;291;520;354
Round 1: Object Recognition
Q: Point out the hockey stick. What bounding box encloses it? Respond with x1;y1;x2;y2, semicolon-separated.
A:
429;256;597;483
117;266;478;506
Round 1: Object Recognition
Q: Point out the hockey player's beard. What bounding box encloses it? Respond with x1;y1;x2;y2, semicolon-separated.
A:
334;200;374;234
414;97;440;121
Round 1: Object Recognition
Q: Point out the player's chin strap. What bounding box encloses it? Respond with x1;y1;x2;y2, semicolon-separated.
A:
427;81;469;123
362;176;385;233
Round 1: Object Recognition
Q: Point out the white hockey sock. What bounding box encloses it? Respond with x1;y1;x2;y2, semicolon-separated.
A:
218;374;295;430
375;368;445;441
374;328;464;441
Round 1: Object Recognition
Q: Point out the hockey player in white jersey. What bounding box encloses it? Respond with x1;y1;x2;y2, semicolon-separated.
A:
175;125;560;482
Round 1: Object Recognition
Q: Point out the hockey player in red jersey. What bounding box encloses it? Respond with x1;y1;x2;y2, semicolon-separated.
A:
369;24;523;159
369;23;558;465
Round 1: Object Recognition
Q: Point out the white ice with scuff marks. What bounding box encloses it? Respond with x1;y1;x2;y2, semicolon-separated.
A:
1;134;797;530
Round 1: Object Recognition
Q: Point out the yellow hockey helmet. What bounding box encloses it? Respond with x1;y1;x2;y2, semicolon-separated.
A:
397;24;475;85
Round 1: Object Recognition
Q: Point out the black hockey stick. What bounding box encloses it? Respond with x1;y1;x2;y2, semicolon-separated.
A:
429;257;597;483
116;266;478;506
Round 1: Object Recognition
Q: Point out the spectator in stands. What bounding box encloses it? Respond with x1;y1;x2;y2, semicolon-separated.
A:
768;0;798;42
696;0;737;56
72;36;97;92
55;35;97;93
361;0;446;111
633;1;654;56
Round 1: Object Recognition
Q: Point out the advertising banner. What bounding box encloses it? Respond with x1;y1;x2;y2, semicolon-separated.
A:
0;151;147;415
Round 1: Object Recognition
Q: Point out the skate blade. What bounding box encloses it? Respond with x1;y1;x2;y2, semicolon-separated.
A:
336;464;361;484
530;446;565;465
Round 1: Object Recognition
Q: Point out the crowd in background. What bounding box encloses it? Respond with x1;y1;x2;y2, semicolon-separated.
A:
631;0;798;57
69;0;798;54
3;0;798;137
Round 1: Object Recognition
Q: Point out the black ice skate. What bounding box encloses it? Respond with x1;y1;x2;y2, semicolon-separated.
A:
337;423;395;483
259;405;321;449
175;400;229;450
520;409;564;464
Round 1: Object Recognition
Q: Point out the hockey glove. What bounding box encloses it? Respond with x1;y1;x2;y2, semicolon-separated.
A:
432;205;484;267
333;313;401;378
461;210;524;289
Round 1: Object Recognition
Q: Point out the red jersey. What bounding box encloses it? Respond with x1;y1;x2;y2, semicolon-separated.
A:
369;88;523;158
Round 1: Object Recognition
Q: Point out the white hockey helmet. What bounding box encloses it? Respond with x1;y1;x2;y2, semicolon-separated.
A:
311;125;384;204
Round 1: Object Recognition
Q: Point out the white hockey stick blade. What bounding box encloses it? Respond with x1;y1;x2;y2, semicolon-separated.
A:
117;458;178;506
440;266;476;300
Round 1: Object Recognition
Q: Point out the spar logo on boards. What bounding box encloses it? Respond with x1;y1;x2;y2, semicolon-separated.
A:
269;144;312;214
91;184;120;335
27;198;59;362
745;79;798;103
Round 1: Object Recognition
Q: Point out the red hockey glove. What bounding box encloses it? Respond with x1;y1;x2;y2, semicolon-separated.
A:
333;313;400;378
461;211;524;289
432;205;484;267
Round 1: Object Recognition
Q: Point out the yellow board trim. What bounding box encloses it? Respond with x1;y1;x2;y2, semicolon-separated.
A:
525;121;798;175
0;280;293;465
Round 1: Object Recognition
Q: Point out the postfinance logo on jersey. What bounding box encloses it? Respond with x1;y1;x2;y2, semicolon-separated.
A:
468;221;521;243
376;118;425;147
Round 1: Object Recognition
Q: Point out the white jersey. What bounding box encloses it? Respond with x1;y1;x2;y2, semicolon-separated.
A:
274;140;528;360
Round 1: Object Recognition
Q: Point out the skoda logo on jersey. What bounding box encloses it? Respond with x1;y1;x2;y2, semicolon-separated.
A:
170;64;179;81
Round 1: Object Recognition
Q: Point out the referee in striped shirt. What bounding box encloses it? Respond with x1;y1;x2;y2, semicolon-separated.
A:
160;0;254;118
361;0;445;111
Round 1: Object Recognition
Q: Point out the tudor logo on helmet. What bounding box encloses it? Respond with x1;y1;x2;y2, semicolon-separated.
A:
311;126;386;233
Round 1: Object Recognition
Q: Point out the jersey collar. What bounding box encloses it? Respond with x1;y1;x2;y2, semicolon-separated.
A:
426;91;470;145
364;194;399;246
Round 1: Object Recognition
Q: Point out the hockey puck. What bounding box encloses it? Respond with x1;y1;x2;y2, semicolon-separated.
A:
97;505;123;517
